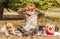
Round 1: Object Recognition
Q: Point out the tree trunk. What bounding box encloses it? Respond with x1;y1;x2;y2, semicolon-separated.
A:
0;3;4;19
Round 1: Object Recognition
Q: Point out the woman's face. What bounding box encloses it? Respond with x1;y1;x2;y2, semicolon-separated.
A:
26;5;35;11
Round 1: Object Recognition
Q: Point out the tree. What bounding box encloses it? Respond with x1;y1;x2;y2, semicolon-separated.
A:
0;0;60;19
0;0;10;18
0;0;5;18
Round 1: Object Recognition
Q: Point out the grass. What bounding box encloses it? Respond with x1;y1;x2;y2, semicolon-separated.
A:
0;35;60;39
48;8;60;12
0;8;60;39
0;16;60;39
45;16;60;21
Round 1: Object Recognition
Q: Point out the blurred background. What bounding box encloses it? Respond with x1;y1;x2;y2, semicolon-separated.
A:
0;0;60;39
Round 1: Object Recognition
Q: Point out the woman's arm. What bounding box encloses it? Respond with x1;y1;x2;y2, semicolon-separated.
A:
35;8;45;15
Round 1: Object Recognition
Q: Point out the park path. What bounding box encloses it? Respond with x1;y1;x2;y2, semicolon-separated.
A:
3;8;60;18
3;11;60;18
45;12;60;18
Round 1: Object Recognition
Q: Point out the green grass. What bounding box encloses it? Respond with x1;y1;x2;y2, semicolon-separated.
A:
45;16;60;21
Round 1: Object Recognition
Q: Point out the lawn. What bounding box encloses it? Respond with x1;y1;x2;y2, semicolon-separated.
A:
0;8;60;39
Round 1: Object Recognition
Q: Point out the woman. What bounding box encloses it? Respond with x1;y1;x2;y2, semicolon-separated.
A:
24;4;38;31
18;4;45;32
